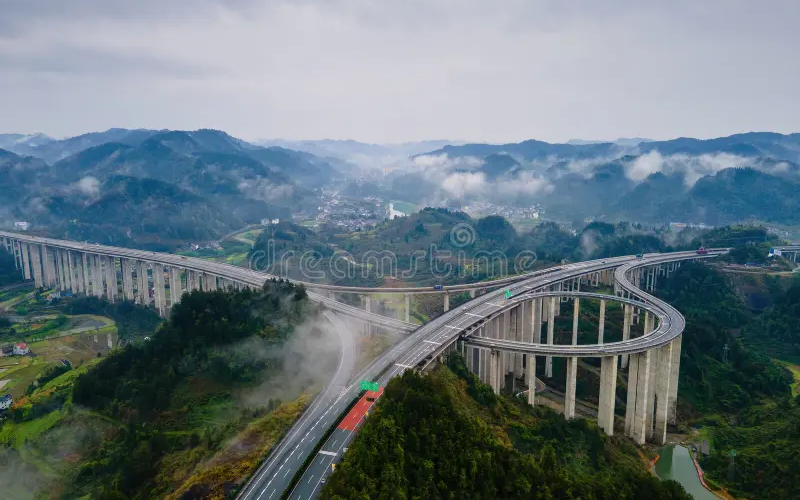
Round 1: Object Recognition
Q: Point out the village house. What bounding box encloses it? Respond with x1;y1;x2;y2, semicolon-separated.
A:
13;342;30;356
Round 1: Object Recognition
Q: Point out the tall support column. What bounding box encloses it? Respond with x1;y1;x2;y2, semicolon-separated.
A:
527;354;537;405
632;350;652;445
654;342;673;445
624;353;639;437
598;299;606;343
137;261;149;305
598;356;618;435
81;253;90;295
91;254;103;298
41;246;53;287
70;252;80;294
572;298;580;345
61;250;78;293
152;263;166;316
489;350;500;394
20;243;31;281
404;294;410;323
545;297;555;378
667;334;682;425
644;312;657;440
52;249;63;290
621;304;632;368
443;292;449;312
564;357;578;420
169;267;182;307
121;259;135;301
513;306;524;378
104;256;116;301
30;245;43;288
533;297;542;344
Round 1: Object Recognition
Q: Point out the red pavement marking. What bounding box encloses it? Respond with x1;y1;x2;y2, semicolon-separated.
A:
337;388;384;431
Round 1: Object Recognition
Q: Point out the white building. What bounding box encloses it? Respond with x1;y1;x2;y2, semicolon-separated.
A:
0;394;12;410
14;221;29;231
13;343;30;356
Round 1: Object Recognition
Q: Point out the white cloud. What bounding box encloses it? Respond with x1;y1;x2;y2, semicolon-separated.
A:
1;1;798;142
626;151;753;187
73;176;100;196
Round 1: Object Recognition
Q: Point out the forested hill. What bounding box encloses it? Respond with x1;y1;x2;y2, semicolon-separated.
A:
2;280;329;500
656;263;798;499
321;358;691;500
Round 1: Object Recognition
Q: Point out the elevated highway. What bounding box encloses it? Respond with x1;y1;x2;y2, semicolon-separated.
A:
0;231;752;499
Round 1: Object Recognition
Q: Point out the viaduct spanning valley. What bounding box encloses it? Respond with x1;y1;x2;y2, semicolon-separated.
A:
0;230;764;499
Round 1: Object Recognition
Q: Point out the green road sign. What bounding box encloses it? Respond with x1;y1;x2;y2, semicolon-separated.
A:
360;380;379;392
505;290;512;299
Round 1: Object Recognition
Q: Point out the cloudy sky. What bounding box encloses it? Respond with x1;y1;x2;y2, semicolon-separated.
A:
1;0;798;143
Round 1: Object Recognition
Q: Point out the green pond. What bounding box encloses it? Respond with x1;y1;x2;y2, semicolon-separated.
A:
654;445;719;500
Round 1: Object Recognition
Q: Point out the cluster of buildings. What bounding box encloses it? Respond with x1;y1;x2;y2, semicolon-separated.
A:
0;342;30;357
668;222;713;231
464;202;543;220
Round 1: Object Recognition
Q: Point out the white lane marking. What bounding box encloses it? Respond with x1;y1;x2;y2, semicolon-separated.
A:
308;475;315;483
444;325;462;329
423;340;440;345
465;312;483;317
318;450;337;456
395;363;413;368
284;469;290;477
269;490;275;499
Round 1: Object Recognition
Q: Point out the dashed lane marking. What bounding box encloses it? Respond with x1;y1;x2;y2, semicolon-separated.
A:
318;450;337;457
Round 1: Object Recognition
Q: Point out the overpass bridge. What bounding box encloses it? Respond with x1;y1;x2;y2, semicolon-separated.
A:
0;230;763;499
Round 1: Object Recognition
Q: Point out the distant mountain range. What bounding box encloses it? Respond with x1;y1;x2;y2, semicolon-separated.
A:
0;129;351;249
4;128;800;243
402;132;800;225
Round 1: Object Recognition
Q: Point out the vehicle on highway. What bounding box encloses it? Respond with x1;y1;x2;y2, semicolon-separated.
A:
696;246;709;255
461;306;467;311
433;284;443;290
636;253;644;260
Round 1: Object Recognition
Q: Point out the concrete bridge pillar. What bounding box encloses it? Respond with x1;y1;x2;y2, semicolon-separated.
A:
40;246;52;287
572;298;580;345
527;354;537;405
81;253;90;296
20;243;31;281
631;350;653;445
152;263;167;316
169;267;182;307
63;250;72;291
668;334;682;425
30;244;43;288
404;294;410;323
598;299;606;343
489;350;500;394
91;254;103;298
121;259;135;301
598;356;618;435
654;342;673;445
545;297;555;378
645;313;657;440
137;261;149;305
624;352;639;437
443;292;449;312
621;304;632;368
534;297;543;344
564;357;578;420
469;289;475;298
104;256;116;302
